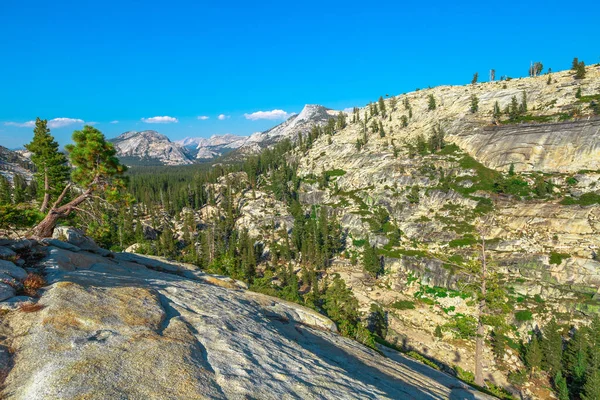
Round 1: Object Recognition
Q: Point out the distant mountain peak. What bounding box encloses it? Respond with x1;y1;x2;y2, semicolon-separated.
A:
110;131;193;166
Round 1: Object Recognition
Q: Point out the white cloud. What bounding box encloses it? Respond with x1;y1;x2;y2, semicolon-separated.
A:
141;116;179;124
48;118;85;128
110;120;119;124
218;114;229;120
4;117;84;129
87;121;99;126
243;109;291;121
197;116;209;120
4;121;35;128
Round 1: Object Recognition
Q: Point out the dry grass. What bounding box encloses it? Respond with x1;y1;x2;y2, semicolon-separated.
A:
19;302;44;313
22;273;47;296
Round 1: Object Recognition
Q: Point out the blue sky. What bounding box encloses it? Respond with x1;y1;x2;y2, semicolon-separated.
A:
1;0;599;148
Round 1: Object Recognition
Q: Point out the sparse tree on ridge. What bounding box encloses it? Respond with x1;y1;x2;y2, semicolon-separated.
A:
572;57;579;70
32;125;127;237
428;94;436;111
575;61;586;79
471;72;478;84
470;94;479;113
378;96;386;116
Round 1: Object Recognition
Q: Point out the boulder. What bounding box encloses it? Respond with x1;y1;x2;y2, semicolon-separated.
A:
52;226;100;251
0;283;16;301
0;260;27;280
0;247;16;261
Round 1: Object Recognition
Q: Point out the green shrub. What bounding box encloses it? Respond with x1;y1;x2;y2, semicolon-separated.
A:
560;192;600;206
454;365;474;383
515;310;533;322
390;300;415;310
549;252;570;265
449;235;478;248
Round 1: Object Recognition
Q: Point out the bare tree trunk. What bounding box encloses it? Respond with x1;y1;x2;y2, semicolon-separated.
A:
39;167;50;213
32;185;91;238
475;235;487;387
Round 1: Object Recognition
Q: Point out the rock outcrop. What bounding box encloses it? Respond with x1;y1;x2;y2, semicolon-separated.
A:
453;118;600;173
0;237;492;399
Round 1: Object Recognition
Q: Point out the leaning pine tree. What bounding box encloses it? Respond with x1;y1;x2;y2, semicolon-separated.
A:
32;126;127;238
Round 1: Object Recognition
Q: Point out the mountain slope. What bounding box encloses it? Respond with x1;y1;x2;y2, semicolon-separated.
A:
110;131;194;166
0;146;34;182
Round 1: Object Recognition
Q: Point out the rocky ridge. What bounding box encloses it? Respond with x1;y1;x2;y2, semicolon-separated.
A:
0;234;492;399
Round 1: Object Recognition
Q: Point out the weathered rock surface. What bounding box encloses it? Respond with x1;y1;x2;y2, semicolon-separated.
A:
0;240;492;399
454;118;600;173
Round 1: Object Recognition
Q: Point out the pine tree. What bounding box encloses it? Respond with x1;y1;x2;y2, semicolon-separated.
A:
12;174;27;204
337;111;347;130
509;96;520;121
0;175;11;205
428;94;436;110
526;335;543;376
401;115;408;127
378;96;386;116
520;91;528;113
584;316;600;400
572;57;579;70
554;371;569;400
576;87;582;98
471;72;478;84
33;125;127;237
575;61;586;79
470;94;479;113
493;101;501;120
25;118;70;212
362;240;381;277
565;326;589;397
542;318;563;376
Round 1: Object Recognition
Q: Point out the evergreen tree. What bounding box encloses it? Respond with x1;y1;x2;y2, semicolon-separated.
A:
12;174;28;204
572;57;579;70
428;94;436;110
493;101;501;120
575;61;586;79
564;326;589;397
336;111;347;130
554;371;569;400
33;125;127;237
521;91;528;113
526;335;543;376
576;87;582;98
509;96;520;120
323;274;359;334
362;240;381;277
471;72;478;84
0;175;12;205
25;118;70;212
378;96;386;116
542;318;563;376
401;115;408;127
470;94;479;113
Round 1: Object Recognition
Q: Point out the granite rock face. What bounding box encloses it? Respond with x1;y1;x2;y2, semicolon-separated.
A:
0;240;492;400
453;118;600;173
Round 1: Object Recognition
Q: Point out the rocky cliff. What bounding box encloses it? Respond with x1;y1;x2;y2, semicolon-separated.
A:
0;236;492;399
